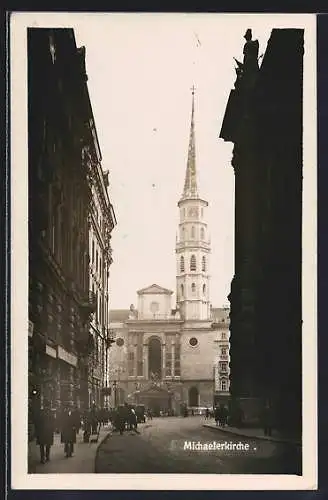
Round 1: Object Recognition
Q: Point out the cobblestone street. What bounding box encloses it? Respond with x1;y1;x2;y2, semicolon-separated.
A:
96;417;301;474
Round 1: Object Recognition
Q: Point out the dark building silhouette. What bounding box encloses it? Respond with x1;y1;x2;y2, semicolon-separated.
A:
220;29;303;439
28;28;108;424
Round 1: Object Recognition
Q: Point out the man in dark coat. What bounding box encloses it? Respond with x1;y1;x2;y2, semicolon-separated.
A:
61;405;77;457
35;399;55;463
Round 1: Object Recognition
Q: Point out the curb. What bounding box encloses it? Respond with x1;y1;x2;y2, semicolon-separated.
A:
203;425;301;447
94;429;113;473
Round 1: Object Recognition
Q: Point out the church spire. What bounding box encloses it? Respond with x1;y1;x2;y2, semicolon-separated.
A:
182;86;198;199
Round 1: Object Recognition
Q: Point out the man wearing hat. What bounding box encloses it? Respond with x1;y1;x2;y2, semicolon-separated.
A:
35;399;55;464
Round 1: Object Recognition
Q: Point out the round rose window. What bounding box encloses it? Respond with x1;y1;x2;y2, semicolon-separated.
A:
116;338;124;347
189;337;198;347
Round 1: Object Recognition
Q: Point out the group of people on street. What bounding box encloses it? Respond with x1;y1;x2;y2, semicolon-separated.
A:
110;403;142;435
213;405;229;427
33;401;109;464
34;400;79;463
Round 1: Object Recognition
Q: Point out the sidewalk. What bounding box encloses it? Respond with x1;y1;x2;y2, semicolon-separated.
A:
203;422;301;446
28;425;111;474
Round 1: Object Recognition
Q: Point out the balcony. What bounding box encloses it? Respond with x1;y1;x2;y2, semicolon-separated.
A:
78;290;97;313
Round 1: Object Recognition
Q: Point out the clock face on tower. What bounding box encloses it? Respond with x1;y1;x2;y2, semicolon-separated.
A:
188;207;198;218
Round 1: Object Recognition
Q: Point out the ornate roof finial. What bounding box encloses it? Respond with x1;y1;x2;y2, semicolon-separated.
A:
182;86;198;199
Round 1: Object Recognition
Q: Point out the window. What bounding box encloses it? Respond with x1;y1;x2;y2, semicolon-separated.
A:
188;386;199;406
137;336;143;376
222;332;227;340
190;255;196;271
128;350;135;376
221;348;227;355
221;379;227;391
191;226;195;239
189;337;198;347
174;340;181;376
116;338;124;347
180;256;185;273
181;284;184;298
201;227;205;240
191;283;196;294
220;362;228;372
150;301;159;315
202;256;206;272
203;284;206;295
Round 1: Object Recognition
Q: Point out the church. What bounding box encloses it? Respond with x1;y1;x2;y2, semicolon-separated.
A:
108;89;230;414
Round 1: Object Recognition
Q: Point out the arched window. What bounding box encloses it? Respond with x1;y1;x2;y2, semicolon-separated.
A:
180;256;185;273
190;255;196;271
201;227;205;240
202;256;206;272
148;337;162;379
203;284;206;295
191;226;195;239
188;386;199;407
221;379;228;392
191;283;196;294
181;284;184;298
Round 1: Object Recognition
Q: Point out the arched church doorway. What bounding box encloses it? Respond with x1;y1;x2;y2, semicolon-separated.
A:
148;337;162;379
188;386;199;407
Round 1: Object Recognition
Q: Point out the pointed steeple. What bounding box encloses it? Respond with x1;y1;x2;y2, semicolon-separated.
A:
182;86;198;199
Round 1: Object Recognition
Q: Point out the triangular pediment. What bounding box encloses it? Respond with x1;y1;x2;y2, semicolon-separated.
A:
137;284;173;295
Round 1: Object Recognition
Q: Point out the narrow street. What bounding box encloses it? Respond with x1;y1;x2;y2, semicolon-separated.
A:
96;417;301;474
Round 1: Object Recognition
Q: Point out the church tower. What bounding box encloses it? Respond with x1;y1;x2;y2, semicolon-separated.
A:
176;88;211;321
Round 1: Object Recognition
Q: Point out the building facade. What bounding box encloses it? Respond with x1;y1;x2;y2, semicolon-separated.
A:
212;308;231;405
220;29;303;437
107;90;230;414
88;156;117;408
28;29;115;428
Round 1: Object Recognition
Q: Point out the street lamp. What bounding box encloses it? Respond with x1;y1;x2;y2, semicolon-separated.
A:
113;380;118;407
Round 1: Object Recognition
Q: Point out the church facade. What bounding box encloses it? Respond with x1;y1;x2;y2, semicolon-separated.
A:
108;90;230;414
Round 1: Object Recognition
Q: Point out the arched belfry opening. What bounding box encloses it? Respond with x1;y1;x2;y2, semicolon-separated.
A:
148;336;162;379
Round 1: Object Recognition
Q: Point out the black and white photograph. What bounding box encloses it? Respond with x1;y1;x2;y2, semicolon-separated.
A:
10;12;317;490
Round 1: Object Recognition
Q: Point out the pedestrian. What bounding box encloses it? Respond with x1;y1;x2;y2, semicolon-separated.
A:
72;407;81;434
61;404;77;457
205;407;210;420
83;410;91;443
262;402;273;437
222;405;229;427
129;407;139;433
35;399;55;464
115;405;126;435
90;404;98;434
214;406;220;426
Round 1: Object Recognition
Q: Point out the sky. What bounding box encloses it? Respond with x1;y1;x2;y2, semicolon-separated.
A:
72;13;307;309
